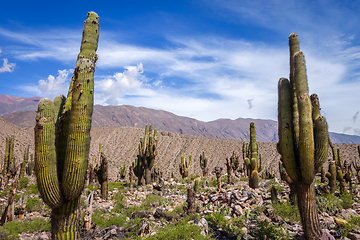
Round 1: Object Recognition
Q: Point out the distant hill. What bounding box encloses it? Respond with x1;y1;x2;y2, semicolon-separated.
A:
0;95;41;116
1;95;360;144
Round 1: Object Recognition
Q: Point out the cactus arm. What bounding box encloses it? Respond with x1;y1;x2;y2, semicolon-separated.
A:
34;98;63;208
62;12;99;200
258;154;262;172
311;94;328;171
278;78;298;182
293;52;315;185
289;33;300;150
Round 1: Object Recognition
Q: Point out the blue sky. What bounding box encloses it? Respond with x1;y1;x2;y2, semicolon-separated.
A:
1;0;360;136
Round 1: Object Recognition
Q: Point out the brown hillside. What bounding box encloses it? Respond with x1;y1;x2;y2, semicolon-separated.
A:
1;115;357;182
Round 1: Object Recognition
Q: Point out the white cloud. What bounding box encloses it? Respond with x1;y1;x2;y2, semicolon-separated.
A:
0;58;16;73
38;69;72;96
96;63;144;105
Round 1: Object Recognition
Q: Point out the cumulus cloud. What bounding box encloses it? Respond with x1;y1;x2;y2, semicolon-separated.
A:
38;69;72;95
0;58;16;73
96;63;144;105
0;49;16;73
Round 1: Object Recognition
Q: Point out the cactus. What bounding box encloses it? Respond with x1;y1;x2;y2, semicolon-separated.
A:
129;165;133;192
19;144;29;178
133;155;144;185
119;165;126;180
34;12;98;239
277;33;329;239
138;125;157;184
199;152;208;176
243;122;262;189
179;155;192;178
270;185;278;203
329;138;347;193
213;167;223;191
26;154;34;176
3;136;15;182
193;179;200;193
96;152;108;200
325;161;336;194
352;146;360;183
151;167;160;182
226;152;239;184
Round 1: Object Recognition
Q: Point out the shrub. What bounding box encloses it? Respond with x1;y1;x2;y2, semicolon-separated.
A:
340;192;353;209
25;184;39;195
146;219;209;240
317;194;342;215
0;218;50;239
25;197;43;213
206;213;245;237
111;193;126;213
272;201;300;223
108;181;128;192
18;177;29;190
252;220;289;240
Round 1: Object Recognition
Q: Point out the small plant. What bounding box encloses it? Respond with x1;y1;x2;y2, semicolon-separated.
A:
146;219;208;240
25;184;39;195
25;197;43;213
340;191;353;209
18;177;29;190
0;218;50;239
317;194;342;215
272;201;301;223
193;179;200;193
111;193;126;213
142;194;166;209
252;220;289;240
119;165;126;180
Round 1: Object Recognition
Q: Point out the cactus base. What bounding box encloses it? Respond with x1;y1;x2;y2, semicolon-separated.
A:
51;199;80;240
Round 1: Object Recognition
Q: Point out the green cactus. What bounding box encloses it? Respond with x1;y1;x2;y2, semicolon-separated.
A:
244;122;262;189
226;152;239;185
119;165;126;180
3;136;15;181
352;146;360;183
138;125;157;184
96;152;108;200
179;155;192;178
34;11;98;239
193;179;200;193
199;152;208;176
329;138;347;193
26;154;34;176
325;161;336;194
277;33;329;239
133;155;144;185
19;144;29;178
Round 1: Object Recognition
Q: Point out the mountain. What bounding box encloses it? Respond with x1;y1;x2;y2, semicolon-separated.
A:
1;95;360;144
0;95;41;116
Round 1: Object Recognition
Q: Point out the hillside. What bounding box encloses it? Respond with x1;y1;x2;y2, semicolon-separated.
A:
2;104;360;144
0;117;358;182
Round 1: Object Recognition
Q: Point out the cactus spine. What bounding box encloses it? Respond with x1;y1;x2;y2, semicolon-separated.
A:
138;125;157;184
277;33;329;240
34;12;98;239
244;122;262;189
19;144;29;178
179;155;192;178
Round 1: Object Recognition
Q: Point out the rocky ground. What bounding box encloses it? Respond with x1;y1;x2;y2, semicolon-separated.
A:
0;171;360;240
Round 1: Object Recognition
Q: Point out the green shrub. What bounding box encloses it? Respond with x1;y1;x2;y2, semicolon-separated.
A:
209;177;217;187
25;197;42;213
340;192;353;209
18;177;29;190
108;181;128;192
0;218;50;239
239;177;248;182
25;184;39;195
252;220;289;240
111;193;126;213
272;201;300;223
190;174;200;180
142;194;165;209
317;194;342;215
146;219;209;240
0;186;10;198
92;209;126;228
206;213;244;237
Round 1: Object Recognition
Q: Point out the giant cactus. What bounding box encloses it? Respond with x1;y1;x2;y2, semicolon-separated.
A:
243;122;262;189
19;144;29;178
34;11;98;239
179;155;192;178
138;125;157;184
277;33;329;240
199;152;208;176
3;136;15;182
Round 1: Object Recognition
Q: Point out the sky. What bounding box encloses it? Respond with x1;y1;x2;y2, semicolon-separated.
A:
0;0;360;136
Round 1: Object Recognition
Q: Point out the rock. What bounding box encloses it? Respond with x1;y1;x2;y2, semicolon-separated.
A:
233;205;243;216
348;232;360;240
195;218;209;236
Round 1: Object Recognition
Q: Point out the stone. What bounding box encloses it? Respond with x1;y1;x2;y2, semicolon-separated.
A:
347;232;360;240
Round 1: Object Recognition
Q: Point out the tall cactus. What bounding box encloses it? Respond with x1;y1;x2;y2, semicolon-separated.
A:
19;144;29;178
325;161;336;194
138;125;157;184
199;152;208;176
96;152;108;200
179;155;192;178
277;33;329;240
243;122;262;189
34;11;98;239
133;155;144;185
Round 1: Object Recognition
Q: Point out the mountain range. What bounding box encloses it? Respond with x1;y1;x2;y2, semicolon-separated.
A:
1;94;360;144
